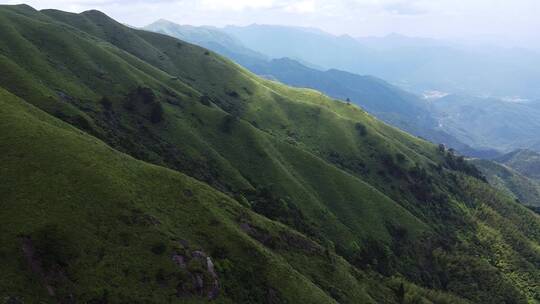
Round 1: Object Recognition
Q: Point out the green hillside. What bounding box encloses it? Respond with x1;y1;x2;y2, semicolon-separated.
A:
472;159;540;206
497;149;540;180
0;5;539;303
144;20;486;158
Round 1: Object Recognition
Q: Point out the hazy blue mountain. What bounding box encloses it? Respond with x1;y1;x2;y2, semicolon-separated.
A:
356;33;451;50
223;24;374;74
145;20;487;156
431;95;540;152
144;19;268;66
223;25;540;100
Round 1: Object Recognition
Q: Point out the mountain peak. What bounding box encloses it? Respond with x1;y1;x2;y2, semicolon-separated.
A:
81;9;107;17
148;18;175;26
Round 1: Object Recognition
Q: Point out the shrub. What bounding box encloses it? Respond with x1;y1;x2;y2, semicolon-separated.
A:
31;225;79;271
150;103;164;123
220;115;236;133
395;153;407;164
355;123;367;136
199;95;212;106
246;186;319;239
151;242;167;255
100;96;112;110
136;86;156;104
381;153;406;178
355;238;394;275
226;90;240;98
438;144;446;154
396;283;405;304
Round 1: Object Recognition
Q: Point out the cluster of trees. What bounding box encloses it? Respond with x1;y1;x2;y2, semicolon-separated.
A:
241;186;320;240
327;150;369;175
122;86;164;123
438;144;485;181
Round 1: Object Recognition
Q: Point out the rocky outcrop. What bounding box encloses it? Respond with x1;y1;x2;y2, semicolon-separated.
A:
171;243;219;300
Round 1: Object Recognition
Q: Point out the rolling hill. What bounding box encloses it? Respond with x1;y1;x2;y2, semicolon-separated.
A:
144;20;486;157
471;159;540;207
1;5;539;303
496;149;540;180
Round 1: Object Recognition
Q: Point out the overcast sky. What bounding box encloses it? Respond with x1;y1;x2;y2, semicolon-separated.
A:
4;0;540;49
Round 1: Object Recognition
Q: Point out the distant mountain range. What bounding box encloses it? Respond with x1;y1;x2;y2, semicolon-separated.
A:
2;5;539;303
222;24;540;100
144;20;495;157
145;20;540;157
430;95;540;152
144;20;540;208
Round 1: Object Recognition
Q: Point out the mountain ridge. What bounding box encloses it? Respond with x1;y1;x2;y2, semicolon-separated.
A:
143;19;494;157
221;24;540;100
0;5;539;303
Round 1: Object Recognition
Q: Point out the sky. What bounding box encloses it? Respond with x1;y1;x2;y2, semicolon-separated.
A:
3;0;540;49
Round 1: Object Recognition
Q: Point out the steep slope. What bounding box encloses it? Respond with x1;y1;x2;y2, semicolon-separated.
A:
472;159;540;206
0;5;539;303
143;20;484;156
496;149;540;180
0;87;398;303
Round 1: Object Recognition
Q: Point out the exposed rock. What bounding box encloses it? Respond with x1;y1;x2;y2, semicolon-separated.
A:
206;257;217;278
194;274;204;291
192;250;207;259
207;257;219;300
171;253;186;269
172;247;219;300
266;288;283;304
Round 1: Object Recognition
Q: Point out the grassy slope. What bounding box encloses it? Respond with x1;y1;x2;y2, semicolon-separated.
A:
472;159;540;206
0;74;472;304
497;149;540;180
0;4;428;252
143;21;493;158
0;5;539;303
0;87;384;303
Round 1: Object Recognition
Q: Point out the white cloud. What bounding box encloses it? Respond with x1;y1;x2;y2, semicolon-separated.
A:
199;0;276;11
284;1;316;13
